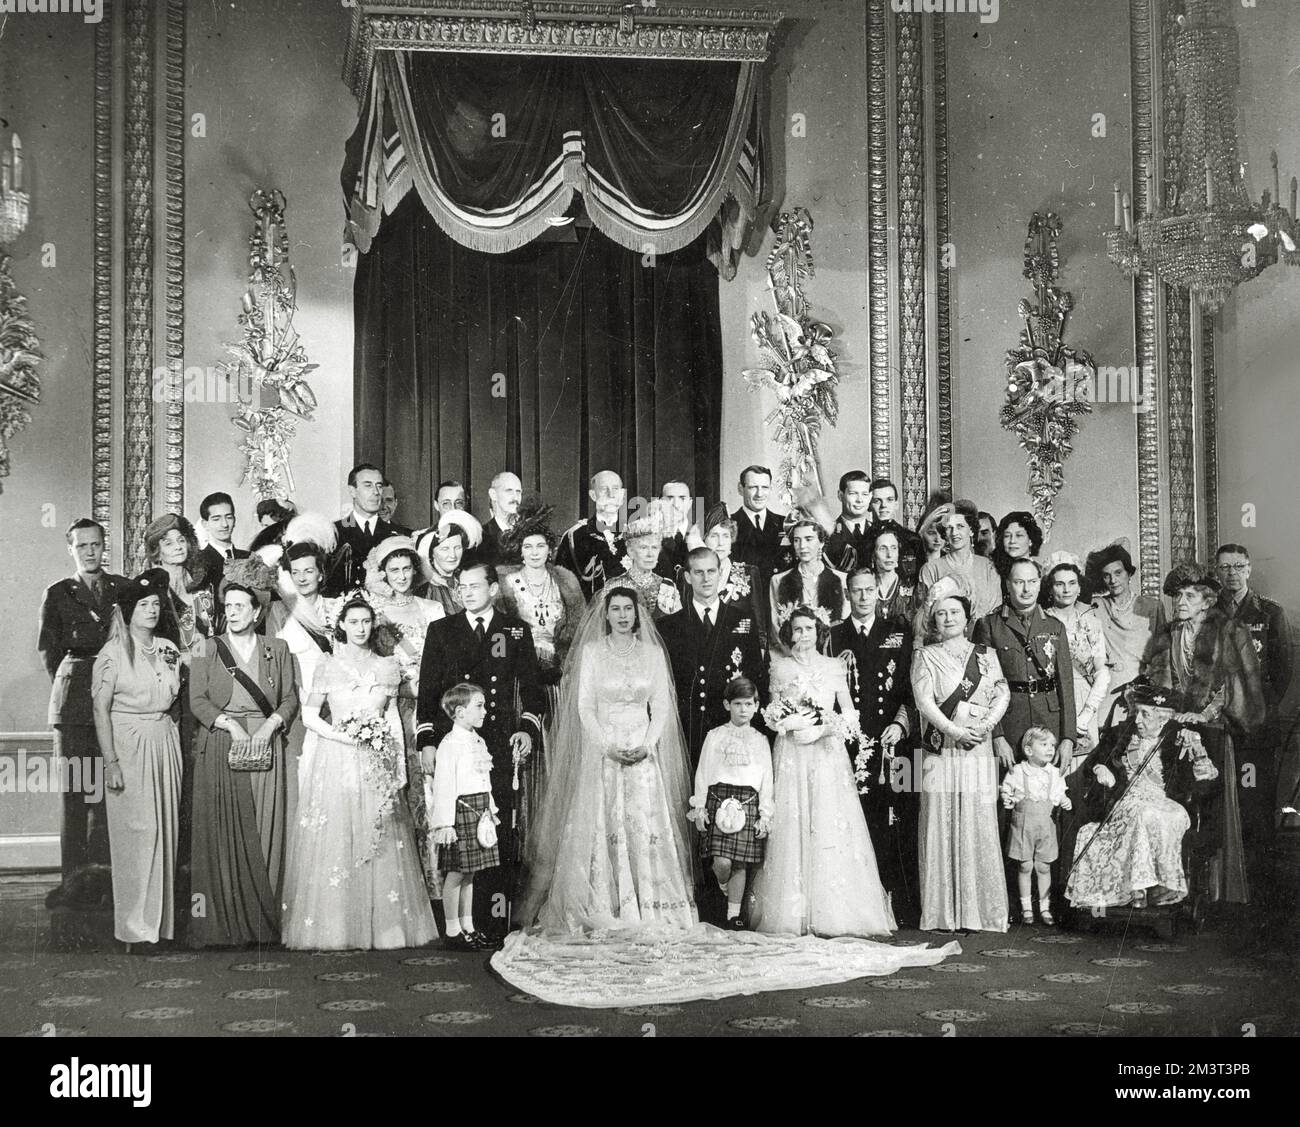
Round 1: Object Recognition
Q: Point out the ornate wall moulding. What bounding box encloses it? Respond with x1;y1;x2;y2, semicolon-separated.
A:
344;1;784;93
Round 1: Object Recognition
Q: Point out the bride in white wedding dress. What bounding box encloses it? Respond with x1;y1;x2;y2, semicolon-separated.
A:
491;590;958;1008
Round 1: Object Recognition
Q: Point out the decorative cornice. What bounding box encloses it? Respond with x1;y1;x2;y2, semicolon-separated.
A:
344;1;783;93
123;0;154;574
92;11;113;547
162;0;185;516
867;0;891;483
895;10;927;528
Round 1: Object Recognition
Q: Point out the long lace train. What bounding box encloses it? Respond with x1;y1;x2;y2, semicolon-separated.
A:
490;923;959;1008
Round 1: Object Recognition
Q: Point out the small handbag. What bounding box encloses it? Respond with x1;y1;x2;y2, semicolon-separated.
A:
459;799;498;849
714;796;748;835
215;639;276;772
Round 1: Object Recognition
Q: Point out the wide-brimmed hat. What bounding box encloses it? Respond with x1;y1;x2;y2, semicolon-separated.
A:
1162;560;1220;597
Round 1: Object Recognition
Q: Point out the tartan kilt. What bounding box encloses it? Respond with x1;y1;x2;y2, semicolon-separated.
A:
699;783;765;864
439;791;500;875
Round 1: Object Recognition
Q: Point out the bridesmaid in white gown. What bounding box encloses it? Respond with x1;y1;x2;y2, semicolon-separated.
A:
750;606;898;938
281;595;437;950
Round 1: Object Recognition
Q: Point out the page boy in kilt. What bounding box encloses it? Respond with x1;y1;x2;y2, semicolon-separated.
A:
426;683;501;952
688;677;774;929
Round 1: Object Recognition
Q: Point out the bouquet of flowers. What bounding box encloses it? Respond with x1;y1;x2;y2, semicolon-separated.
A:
763;691;862;748
338;711;402;863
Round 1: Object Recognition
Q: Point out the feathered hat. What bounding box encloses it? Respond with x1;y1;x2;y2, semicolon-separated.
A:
285;512;338;556
414;510;483;583
923;572;973;614
499;496;557;561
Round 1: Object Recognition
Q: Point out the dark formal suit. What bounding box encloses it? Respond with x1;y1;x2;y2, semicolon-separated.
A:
973;604;1077;753
655;528;691;585
730;507;789;631
825;516;873;575
478;516;511;566
327;512;402;595
658;599;768;768
38;570;127;891
829;614;919;921
415;608;546;925
555;515;625;600
1219;586;1293;895
197;544;248;588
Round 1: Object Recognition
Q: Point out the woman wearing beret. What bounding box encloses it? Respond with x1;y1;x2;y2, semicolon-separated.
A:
1145;562;1265;904
92;570;184;949
187;559;299;947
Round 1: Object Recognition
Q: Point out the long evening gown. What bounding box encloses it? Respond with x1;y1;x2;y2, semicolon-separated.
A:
374;593;444;894
750;653;897;937
493;625;958;1008
1065;734;1190;908
281;654;437;950
528;639;697;933
912;640;1011;932
92;638;183;944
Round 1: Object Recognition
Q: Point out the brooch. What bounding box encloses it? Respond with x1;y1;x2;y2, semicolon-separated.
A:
730;647;743;671
959;677;973;693
886;658;897;674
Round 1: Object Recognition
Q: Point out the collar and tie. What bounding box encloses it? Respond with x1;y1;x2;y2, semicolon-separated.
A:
224;548;234;561
474;616;486;643
703;607;714;631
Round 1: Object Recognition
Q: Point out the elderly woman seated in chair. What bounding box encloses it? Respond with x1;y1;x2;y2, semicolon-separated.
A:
1064;680;1218;912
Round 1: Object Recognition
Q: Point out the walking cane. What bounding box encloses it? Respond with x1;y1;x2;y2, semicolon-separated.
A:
1064;718;1165;881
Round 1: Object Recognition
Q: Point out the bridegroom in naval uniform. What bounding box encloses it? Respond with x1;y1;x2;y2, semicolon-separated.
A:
415;560;546;934
38;518;127;909
328;462;408;594
658;547;768;769
828;568;919;924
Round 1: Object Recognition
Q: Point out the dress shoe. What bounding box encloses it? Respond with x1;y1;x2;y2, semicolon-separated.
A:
441;933;479;953
1038;908;1056;926
468;931;503;951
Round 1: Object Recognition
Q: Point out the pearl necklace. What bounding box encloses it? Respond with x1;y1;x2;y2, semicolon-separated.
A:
607;633;637;658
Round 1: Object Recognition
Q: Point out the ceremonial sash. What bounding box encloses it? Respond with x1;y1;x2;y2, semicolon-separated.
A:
927;644;985;751
214;638;275;720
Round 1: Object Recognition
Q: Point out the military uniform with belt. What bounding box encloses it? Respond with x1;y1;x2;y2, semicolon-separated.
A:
972;604;1077;754
37;570;127;906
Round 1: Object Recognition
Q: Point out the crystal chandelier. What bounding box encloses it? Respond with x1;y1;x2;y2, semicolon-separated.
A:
1107;0;1298;313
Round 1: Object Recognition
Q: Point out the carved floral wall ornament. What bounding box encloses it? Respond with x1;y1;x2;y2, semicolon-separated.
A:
1000;212;1096;539
0;253;42;495
742;207;840;506
219;189;318;501
0;131;39;495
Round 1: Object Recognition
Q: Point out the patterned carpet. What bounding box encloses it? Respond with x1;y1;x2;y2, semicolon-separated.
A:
2;874;1297;1038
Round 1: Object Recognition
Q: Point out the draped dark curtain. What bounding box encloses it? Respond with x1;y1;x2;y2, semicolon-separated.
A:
354;192;723;531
